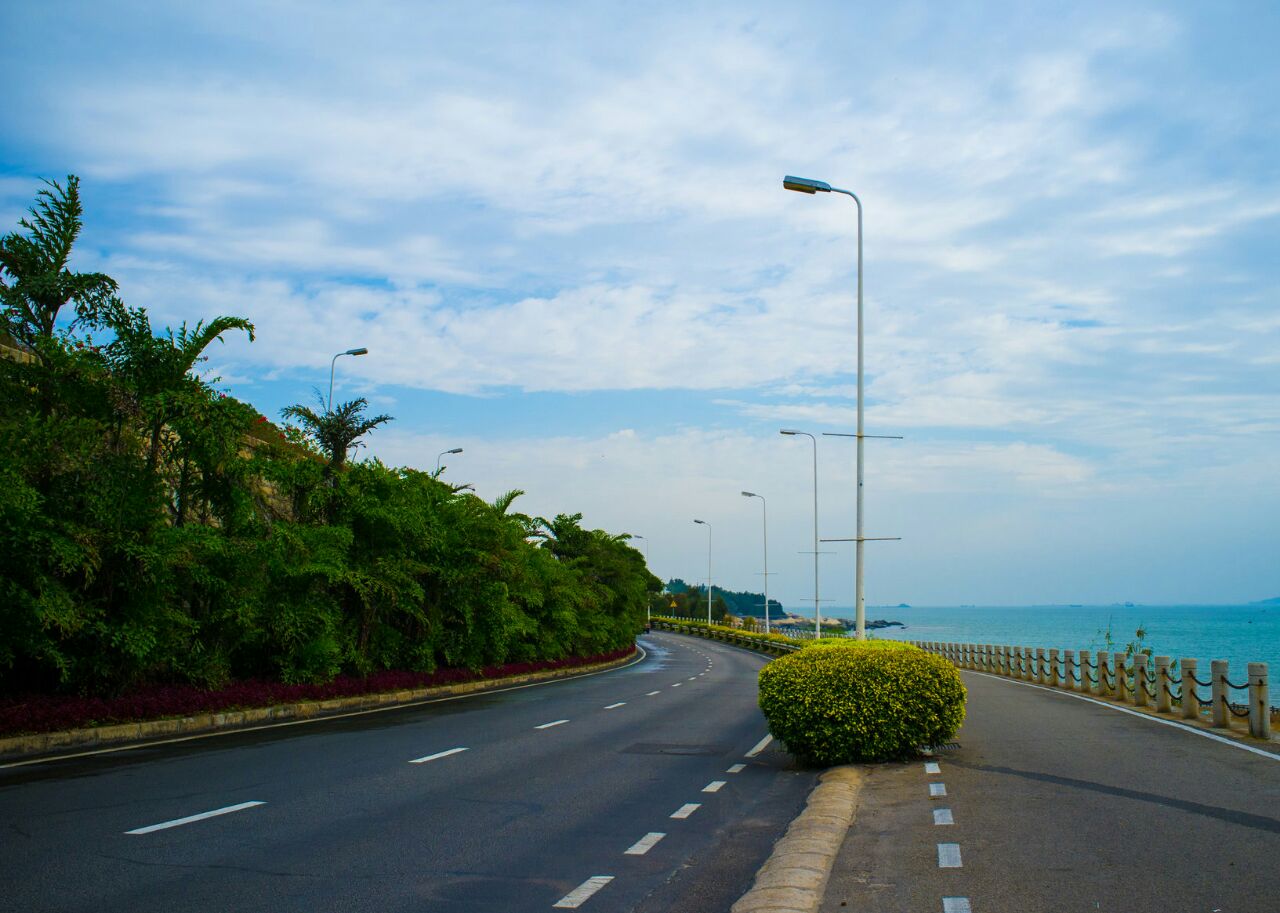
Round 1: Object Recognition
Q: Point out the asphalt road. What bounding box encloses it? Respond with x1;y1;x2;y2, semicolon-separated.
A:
822;669;1280;913
0;632;816;913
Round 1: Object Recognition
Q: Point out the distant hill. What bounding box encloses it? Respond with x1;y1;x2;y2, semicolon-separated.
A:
665;578;784;618
1251;596;1280;605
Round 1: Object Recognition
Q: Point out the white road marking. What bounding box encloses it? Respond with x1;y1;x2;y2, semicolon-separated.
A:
535;719;569;729
624;832;665;855
553;876;614;908
969;670;1280;762
745;735;773;758
727;763;746;774
937;843;963;868
670;803;701;819
688;676;697;681
924;761;941;774
929;782;947;798
125;801;265;835
671;682;682;687
646;690;661;696
943;899;973;913
933;808;954;825
702;780;727;793
410;747;468;764
604;702;626;710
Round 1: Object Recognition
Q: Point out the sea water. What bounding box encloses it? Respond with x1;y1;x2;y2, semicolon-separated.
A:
825;605;1279;683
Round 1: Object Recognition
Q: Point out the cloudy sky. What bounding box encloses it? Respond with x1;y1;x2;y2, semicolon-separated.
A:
3;1;1277;607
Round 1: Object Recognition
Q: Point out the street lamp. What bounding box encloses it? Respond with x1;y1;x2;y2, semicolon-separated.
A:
783;174;869;640
780;430;821;638
632;534;651;625
328;347;369;412
693;519;712;625
436;447;463;474
741;491;770;634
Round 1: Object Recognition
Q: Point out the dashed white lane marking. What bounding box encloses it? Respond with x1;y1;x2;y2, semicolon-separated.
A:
553;875;614;908
646;690;661;696
687;676;697;681
937;843;962;868
410;747;468;764
671;683;682;688
535;719;569;729
929;782;947;798
933;808;954;825
726;763;746;774
942;898;973;913
702;780;727;793
624;832;666;855
745;735;773;758
125;801;265;835
924;761;941;774
670;803;701;819
604;702;626;710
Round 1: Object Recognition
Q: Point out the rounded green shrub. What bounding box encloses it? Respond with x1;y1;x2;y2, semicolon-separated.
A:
758;641;966;764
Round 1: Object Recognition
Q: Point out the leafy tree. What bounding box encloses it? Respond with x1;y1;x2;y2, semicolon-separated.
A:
0;175;118;345
280;397;393;473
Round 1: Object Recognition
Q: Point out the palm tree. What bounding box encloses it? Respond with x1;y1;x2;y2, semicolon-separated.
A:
280;397;393;472
0;175;119;345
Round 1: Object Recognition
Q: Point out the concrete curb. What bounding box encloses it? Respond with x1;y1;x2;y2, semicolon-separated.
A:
730;765;865;913
0;649;638;763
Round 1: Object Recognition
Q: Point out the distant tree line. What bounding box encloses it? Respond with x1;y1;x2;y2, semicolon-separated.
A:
663;578;784;619
0;176;659;696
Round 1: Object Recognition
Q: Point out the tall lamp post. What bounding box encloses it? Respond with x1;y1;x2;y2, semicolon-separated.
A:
741;491;770;634
436;447;463;474
693;519;712;625
782;174;871;639
780;429;821;638
328;347;369;412
631;535;650;625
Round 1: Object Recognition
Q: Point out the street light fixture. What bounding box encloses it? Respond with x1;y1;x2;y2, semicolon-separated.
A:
693;519;712;625
632;534;651;625
328;347;369;412
436;447;463;474
741;491;770;635
780;430;821;638
783;174;872;640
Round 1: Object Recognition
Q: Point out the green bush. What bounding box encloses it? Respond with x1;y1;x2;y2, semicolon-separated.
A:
758;641;966;764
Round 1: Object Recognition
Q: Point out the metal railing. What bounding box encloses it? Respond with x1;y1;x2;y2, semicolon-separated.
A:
909;640;1274;741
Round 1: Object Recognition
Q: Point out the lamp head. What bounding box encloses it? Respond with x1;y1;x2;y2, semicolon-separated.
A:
693;519;707;526
741;490;756;498
783;175;832;194
446;447;463;455
346;347;369;356
780;429;800;436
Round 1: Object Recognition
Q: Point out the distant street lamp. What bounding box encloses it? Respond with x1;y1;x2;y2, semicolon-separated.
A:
328;347;369;412
783;174;870;639
632;534;651;624
780;429;821;638
436;447;463;474
741;491;770;634
693;519;713;625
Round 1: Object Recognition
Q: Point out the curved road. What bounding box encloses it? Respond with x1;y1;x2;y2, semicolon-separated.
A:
0;633;814;913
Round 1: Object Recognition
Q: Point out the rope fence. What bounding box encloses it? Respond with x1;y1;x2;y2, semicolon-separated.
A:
909;640;1274;741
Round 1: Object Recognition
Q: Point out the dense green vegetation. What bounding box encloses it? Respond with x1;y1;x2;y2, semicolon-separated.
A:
660;578;783;621
0;176;657;698
758;640;967;764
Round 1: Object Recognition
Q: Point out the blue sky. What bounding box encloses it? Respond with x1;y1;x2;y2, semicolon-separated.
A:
3;1;1278;606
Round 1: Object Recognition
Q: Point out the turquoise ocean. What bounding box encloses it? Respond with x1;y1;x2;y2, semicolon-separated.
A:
824;604;1279;683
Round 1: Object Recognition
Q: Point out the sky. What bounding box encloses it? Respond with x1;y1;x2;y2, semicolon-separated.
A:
2;1;1278;608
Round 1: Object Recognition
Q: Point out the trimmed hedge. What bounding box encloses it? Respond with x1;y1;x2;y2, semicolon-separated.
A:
651;616;804;650
758;640;966;764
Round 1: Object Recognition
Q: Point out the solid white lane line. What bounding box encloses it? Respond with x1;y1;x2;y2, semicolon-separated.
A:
125;801;265;835
671;683;682;687
969;669;1280;762
933;808;954;825
604;702;626;709
624;832;665;855
937;843;963;868
727;763;746;774
646;690;661;696
702;780;727;793
410;747;468;764
536;719;569;729
924;761;942;774
745;735;773;758
929;782;947;798
670;803;701;819
942;898;973;913
553;876;614;908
